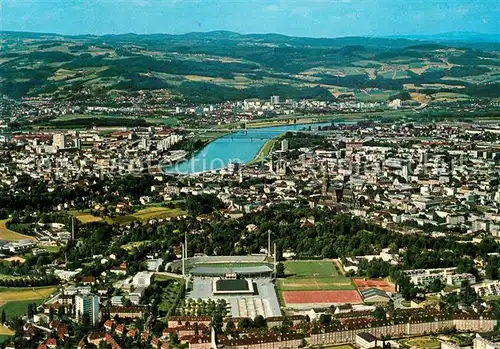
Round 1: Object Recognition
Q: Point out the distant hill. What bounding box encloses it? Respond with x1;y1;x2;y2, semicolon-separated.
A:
385;32;500;44
0;30;499;102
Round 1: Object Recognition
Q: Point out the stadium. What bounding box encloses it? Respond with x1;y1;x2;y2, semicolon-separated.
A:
166;254;282;318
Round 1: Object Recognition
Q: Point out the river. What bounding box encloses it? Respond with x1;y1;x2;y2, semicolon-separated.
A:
165;122;335;174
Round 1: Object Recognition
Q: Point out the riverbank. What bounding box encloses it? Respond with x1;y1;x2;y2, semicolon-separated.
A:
214;110;408;130
248;138;278;165
217;115;335;130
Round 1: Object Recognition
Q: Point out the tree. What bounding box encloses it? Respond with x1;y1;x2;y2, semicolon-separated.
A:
99;342;113;349
238;318;253;329
427;278;444;293
373;306;386;320
136;317;145;333
276;263;285;277
58;305;66;318
319;314;332;327
121;296;132;307
254;315;266;328
211;312;223;333
170;332;180;345
225;320;236;334
0;310;5;324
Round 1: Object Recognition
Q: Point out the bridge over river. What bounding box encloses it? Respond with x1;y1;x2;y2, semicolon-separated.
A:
165;122;339;174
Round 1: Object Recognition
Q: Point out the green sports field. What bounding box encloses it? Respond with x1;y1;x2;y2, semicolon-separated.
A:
284;260;340;277
278;260;355;291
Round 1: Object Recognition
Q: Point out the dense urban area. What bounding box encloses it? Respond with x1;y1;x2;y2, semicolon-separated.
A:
0;30;499;349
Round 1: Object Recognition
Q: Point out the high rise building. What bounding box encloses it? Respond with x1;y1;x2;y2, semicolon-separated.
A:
270;95;280;105
74;138;82;150
75;294;99;326
281;139;289;152
53;133;68;149
140;138;149;150
71;217;78;240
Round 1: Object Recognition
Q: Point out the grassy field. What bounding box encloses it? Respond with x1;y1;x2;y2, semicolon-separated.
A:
0;286;56;302
121;240;151;251
68;210;103;223
40;245;62;254
0;299;45;321
278;260;355;291
355;89;392;102
0;286;56;321
249;138;277;165
0;326;13;336
0;334;13;343
104;206;186;225
156;276;184;316
143;117;179;126
0;220;36;241
284;260;340;277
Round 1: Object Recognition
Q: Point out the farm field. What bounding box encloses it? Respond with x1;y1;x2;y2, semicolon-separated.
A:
355;89;393;102
0;220;36;241
3;31;499;108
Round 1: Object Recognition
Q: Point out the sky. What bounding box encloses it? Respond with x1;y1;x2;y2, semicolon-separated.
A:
1;0;499;38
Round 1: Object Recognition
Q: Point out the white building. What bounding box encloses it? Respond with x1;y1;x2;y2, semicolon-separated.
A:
53;133;68;149
132;271;153;287
281;139;289;152
473;337;500;349
404;267;456;285
355;333;378;349
446;273;476;287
